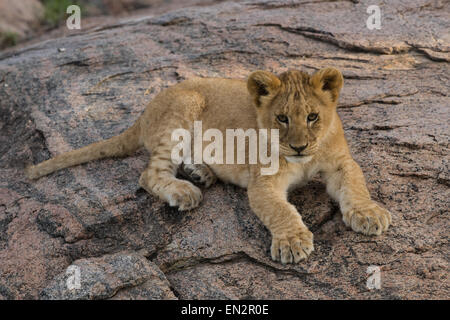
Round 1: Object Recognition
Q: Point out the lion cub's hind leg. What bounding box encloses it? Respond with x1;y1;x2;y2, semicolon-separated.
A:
180;163;217;188
139;89;206;211
139;142;203;211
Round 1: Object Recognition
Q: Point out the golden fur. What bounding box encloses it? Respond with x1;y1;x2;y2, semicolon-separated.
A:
26;68;391;264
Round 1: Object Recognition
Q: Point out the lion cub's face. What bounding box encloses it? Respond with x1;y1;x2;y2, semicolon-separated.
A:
247;68;343;163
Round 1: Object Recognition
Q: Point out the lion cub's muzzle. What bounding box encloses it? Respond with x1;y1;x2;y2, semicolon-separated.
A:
289;143;308;155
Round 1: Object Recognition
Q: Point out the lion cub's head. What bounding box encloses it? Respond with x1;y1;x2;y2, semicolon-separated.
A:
247;68;343;163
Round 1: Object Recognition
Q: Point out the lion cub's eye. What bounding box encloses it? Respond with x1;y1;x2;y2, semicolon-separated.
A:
276;114;289;124
307;113;318;122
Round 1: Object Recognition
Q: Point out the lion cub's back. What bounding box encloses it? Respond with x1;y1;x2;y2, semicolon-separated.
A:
179;77;257;131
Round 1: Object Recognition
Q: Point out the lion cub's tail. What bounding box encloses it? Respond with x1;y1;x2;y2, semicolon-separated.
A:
26;121;142;180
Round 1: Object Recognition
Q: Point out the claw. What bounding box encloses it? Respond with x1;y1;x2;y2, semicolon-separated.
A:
271;228;314;264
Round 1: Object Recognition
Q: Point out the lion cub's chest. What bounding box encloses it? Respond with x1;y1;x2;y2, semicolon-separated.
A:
286;161;321;192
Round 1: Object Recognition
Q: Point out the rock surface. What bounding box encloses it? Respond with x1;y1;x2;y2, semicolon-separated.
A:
0;0;448;299
40;251;176;299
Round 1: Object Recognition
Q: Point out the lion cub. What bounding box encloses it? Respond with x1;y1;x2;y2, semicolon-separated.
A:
27;68;391;264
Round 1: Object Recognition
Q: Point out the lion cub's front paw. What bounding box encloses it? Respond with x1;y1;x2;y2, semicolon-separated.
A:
166;180;203;211
343;202;391;236
271;228;314;264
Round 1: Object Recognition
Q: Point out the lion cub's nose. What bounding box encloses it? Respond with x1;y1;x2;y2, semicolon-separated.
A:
290;143;308;154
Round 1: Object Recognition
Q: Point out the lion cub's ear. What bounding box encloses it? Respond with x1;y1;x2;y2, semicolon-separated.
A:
247;71;281;107
310;67;344;104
